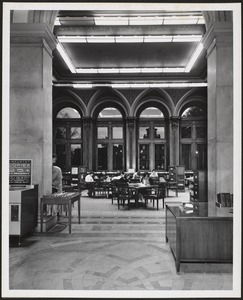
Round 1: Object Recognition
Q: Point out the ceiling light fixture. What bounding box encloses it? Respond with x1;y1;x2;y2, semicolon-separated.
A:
93;15;204;26
73;84;93;88
54;17;61;26
57;34;202;44
56;43;76;73
54;82;207;89
185;42;203;72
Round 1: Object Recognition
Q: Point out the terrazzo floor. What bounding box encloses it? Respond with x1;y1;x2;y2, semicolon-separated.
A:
8;190;233;297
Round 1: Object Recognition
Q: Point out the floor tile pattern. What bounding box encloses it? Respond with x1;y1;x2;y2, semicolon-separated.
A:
9;191;233;292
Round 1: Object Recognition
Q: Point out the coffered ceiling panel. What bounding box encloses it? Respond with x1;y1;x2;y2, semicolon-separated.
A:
53;10;207;85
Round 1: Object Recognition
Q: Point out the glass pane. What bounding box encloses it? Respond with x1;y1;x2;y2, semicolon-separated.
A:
55;127;66;139
154;126;165;139
196;144;207;170
71;144;81;166
140;107;164;118
196;127;207;138
181;144;191;170
181;106;206;118
56;144;66;169
98;127;108;139
155;144;165;170
98;144;107;170
139;127;150;139
56;107;81;118
71;127;81;139
113;144;123;170
181;126;191;138
112;127;123;139
139;144;149;170
98;107;122;118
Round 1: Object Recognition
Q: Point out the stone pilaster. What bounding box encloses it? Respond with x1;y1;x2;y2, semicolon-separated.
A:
203;21;233;214
10;23;57;214
169;117;180;166
82;117;93;171
125;117;137;171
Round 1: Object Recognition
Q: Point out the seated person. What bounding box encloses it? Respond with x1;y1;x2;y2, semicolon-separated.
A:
141;172;150;185
133;171;142;181
85;172;94;197
149;169;158;178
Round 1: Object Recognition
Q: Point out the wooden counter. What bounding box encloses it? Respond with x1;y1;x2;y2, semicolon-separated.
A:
165;203;233;273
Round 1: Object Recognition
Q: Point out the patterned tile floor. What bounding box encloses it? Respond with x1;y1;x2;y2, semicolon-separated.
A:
8;190;233;297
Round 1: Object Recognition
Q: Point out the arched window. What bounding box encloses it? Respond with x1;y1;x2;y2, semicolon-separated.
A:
180;104;207;171
53;106;82;171
96;107;124;171
138;106;166;171
56;107;81;118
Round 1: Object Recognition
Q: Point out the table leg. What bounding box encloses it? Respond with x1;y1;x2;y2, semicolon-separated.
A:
78;196;81;224
68;200;72;234
40;200;43;233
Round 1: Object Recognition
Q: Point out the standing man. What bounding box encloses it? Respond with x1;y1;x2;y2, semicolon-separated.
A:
85;171;95;197
52;153;63;193
51;154;63;219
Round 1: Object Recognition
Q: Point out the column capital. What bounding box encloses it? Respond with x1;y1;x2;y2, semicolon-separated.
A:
169;116;180;129
202;21;233;52
125;117;137;127
10;23;57;53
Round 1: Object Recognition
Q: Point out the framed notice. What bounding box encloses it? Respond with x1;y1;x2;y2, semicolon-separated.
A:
9;159;32;186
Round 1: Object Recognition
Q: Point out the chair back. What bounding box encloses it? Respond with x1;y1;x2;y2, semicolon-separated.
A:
117;183;130;200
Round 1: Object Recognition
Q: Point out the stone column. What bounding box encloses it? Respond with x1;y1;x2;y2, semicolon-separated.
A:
125;117;137;171
203;21;233;213
82;117;93;171
169;117;180;166
10;23;57;220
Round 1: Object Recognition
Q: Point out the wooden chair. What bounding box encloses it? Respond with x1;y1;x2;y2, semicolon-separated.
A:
144;184;166;210
111;180;119;204
117;182;134;209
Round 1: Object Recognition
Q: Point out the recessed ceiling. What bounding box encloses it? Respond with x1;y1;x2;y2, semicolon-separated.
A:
53;10;207;85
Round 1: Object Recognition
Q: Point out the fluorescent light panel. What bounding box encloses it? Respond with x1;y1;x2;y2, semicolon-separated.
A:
185;42;203;72
76;67;185;74
93;16;204;26
56;43;76;73
58;34;202;43
54;83;207;88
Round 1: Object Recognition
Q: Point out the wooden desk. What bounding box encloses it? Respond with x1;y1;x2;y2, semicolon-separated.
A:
166;203;233;273
41;192;81;234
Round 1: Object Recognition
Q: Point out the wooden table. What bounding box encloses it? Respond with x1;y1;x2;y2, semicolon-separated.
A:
166;203;233;273
128;183;159;208
41;192;81;234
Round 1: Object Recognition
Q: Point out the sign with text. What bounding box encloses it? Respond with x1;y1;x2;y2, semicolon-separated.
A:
9;159;32;186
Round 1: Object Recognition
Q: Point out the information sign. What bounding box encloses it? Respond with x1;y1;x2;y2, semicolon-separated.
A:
9;159;32;186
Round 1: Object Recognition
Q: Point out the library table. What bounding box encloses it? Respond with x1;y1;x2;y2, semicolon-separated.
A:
166;202;233;273
41;192;81;234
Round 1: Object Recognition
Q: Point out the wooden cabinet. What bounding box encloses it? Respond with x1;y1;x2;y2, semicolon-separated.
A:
9;185;38;241
166;203;233;273
189;170;207;202
168;165;185;192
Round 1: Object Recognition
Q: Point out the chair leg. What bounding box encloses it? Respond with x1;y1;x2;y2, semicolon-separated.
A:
157;200;159;210
153;199;155;207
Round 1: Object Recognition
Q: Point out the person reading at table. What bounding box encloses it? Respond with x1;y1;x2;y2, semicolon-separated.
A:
133;171;142;181
141;172;150;185
149;169;158;178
